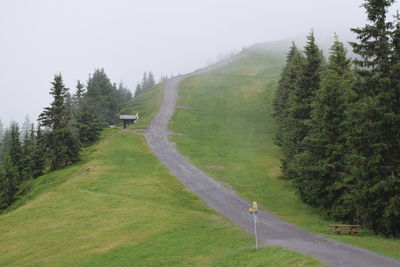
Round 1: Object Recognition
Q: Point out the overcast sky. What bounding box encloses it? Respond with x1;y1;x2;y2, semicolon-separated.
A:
0;0;398;125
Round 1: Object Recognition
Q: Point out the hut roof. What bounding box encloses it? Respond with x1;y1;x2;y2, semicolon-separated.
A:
119;115;137;120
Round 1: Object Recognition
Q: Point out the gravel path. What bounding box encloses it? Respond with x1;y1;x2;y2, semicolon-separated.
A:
144;51;400;267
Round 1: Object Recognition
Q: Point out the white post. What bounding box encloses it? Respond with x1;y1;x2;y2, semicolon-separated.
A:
254;212;258;249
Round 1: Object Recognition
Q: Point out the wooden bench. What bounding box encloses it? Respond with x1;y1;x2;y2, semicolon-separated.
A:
330;224;362;235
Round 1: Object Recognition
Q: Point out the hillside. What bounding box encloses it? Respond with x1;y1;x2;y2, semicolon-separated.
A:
0;119;320;264
168;43;400;260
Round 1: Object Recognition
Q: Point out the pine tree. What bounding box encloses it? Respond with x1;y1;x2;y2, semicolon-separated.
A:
347;0;400;235
0;122;21;208
295;37;355;216
39;74;80;171
117;82;132;106
283;31;324;183
8;122;22;177
135;71;156;97
134;83;142;97
273;42;302;145
141;72;148;90
32;125;46;178
75;80;85;101
85;68;119;126
20;124;35;180
147;72;156;88
75;105;102;146
0;154;19;206
0;119;4;140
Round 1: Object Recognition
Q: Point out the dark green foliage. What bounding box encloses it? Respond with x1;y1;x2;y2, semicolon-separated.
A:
281;31;324;181
39;74;80;171
273;44;305;176
346;0;400;236
75;105;102;146
74;80;85;107
85;68;119;126
32;125;46;178
273;0;400;236
20;124;36;180
295;38;355;218
0;123;21;208
0;155;19;207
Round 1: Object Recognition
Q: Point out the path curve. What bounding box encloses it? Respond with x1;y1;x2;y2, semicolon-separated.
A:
144;51;400;267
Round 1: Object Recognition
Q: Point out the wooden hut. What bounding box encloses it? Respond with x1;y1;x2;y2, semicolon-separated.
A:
120;114;138;129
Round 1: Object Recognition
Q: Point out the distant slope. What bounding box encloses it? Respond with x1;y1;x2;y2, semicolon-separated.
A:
0;129;321;265
168;43;400;260
120;82;164;129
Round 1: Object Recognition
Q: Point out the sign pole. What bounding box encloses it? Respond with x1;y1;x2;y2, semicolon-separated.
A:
248;200;258;249
254;212;258;249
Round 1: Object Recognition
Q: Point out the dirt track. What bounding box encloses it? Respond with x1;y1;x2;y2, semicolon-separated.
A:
144;51;400;267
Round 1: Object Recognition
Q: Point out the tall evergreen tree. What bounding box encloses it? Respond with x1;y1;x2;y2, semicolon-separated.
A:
273;42;302;145
135;71;156;97
85;68;119;126
283;31;324;182
32;125;46;178
147;72;156;88
295;38;355;217
75;80;85;101
347;0;400;235
39;74;80;170
20;124;35;180
75;105;102;146
134;83;142;97
0;119;4;140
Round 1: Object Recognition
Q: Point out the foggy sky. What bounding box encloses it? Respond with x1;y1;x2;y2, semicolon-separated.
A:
0;0;398;125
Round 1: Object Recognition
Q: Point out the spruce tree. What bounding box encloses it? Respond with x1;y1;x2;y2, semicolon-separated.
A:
147;72;156;88
273;42;301;145
347;0;400;235
295;38;355;216
75;105;101;146
20;124;35;180
75;80;85;101
32;125;46;178
39;74;80;171
0;154;19;206
85;68;119;126
134;83;142;97
0;119;3;140
283;31;324;183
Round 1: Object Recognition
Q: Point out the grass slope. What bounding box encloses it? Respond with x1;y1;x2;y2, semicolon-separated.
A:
169;46;400;260
120;82;164;129
0;129;321;266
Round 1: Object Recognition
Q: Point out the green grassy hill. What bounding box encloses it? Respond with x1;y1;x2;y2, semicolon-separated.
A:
0;82;321;265
169;45;400;260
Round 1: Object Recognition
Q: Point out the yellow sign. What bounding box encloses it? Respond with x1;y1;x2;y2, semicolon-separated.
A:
248;201;258;212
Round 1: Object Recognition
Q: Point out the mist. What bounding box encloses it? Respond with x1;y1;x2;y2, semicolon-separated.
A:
0;0;398;125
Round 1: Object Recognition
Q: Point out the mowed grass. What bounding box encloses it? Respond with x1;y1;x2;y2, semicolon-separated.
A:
120;82;164;129
0;129;321;266
169;46;400;260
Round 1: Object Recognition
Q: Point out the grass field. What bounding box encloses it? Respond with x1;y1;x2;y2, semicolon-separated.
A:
120;82;164;129
0;129;321;266
168;46;400;260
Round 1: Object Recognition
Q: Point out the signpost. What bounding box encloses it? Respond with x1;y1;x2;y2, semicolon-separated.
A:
248;201;258;249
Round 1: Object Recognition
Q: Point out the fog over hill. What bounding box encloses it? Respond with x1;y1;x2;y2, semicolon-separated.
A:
0;0;398;125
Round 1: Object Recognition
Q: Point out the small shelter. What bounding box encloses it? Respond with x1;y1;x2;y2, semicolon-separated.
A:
120;114;138;129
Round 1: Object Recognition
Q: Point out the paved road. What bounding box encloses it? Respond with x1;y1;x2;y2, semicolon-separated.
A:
144;50;400;267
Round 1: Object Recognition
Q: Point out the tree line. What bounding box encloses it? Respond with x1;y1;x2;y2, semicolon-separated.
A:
273;0;400;236
134;71;156;97
0;68;132;210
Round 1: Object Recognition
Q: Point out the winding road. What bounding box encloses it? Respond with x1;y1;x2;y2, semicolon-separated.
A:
144;50;400;267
